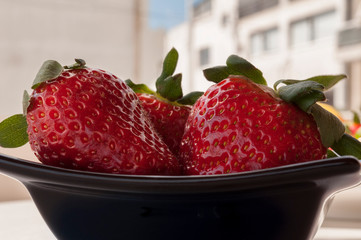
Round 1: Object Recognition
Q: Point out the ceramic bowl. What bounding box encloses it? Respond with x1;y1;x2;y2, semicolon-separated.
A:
0;154;360;240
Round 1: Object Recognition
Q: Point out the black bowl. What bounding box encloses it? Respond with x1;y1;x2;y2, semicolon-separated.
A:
0;154;360;240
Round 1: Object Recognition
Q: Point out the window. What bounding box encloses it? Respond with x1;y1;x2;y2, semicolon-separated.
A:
314;11;337;39
221;14;230;27
264;28;278;51
238;0;279;18
290;19;311;46
199;47;210;66
250;28;279;55
290;11;336;46
193;0;212;18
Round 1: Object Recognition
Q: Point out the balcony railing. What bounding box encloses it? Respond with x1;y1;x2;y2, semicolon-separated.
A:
338;21;361;47
238;0;279;18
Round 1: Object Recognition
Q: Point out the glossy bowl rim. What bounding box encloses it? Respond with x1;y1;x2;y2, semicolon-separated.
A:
0;153;360;194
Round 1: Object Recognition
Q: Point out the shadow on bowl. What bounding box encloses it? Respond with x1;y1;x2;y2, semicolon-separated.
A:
0;154;360;240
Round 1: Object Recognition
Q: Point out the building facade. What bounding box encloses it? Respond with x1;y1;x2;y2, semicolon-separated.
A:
166;0;361;112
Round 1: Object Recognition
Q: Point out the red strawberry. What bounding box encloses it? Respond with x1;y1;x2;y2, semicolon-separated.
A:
179;55;353;175
136;94;191;156
126;48;202;157
5;59;180;175
180;76;327;175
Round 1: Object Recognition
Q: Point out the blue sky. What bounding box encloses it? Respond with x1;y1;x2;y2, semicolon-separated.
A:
149;0;186;30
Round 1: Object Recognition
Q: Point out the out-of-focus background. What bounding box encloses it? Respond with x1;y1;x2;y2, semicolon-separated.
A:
0;0;361;237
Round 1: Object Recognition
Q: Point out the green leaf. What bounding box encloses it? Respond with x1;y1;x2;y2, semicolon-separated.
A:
64;58;87;70
32;60;63;89
277;81;325;112
177;91;204;105
275;80;324;97
156;74;183;102
203;66;230;83
309;104;345;148
327;149;338;158
156;48;179;83
292;90;326;112
125;79;155;95
303;75;346;90
0;114;29;148
331;133;361;159
274;75;346;91
22;90;30;115
155;48;184;102
226;55;267;85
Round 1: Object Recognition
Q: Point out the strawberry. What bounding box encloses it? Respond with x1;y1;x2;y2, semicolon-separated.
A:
136;94;192;156
180;76;327;175
126;48;202;157
180;55;358;175
0;59;180;175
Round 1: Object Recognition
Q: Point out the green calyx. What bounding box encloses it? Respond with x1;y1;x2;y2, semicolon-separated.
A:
273;74;346;112
127;48;203;105
32;58;86;89
202;54;361;159
155;48;184;102
330;134;361;159
64;58;87;70
274;74;361;159
203;55;267;85
125;79;155;95
0;59;87;148
0;114;28;148
273;75;347;148
32;60;63;89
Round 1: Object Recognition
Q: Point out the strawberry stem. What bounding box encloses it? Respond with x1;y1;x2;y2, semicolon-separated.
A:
64;59;87;70
177;91;204;105
156;73;183;102
156;48;178;83
155;48;184;101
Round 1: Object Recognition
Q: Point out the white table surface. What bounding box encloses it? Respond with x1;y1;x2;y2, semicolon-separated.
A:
0;200;56;240
1;200;361;240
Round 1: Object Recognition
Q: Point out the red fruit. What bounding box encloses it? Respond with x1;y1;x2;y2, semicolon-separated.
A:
26;64;180;175
137;94;191;156
180;76;327;175
126;48;202;157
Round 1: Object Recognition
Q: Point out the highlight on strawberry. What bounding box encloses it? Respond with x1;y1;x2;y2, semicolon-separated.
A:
180;55;361;175
1;50;361;176
0;59;180;175
125;48;203;157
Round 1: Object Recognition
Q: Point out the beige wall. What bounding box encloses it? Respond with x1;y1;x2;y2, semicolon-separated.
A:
0;0;165;201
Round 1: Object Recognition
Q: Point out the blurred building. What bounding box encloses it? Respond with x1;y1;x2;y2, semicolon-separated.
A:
166;0;361;112
166;0;361;233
